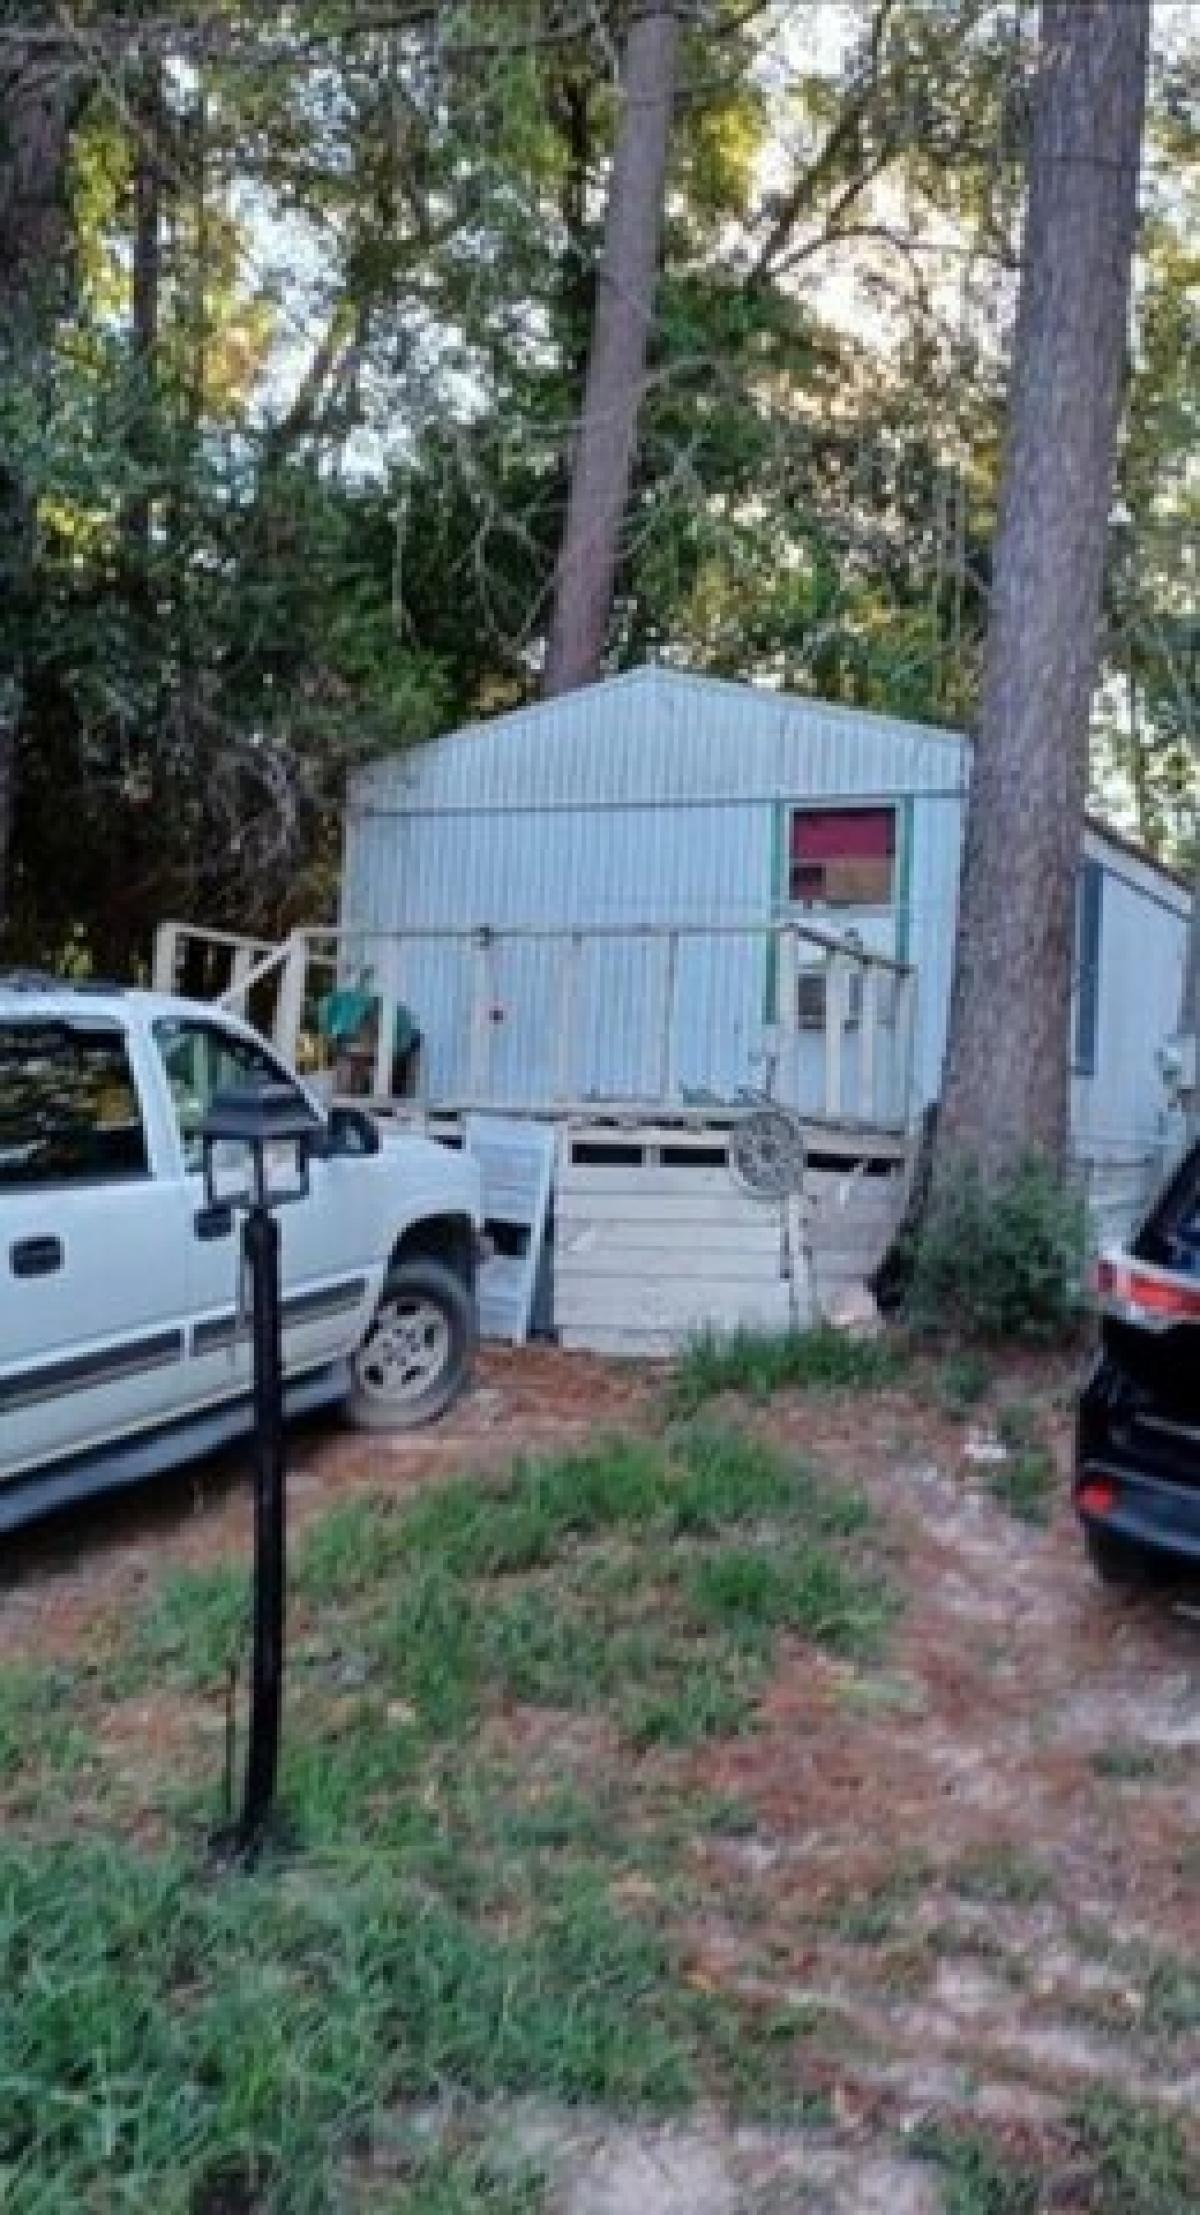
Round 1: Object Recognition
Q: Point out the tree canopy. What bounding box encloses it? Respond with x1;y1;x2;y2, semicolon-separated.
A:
0;0;1194;972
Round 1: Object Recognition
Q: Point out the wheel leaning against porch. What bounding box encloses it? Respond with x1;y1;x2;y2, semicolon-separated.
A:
346;1258;477;1431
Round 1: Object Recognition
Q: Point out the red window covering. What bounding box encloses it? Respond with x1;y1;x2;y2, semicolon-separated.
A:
791;809;895;862
789;807;896;907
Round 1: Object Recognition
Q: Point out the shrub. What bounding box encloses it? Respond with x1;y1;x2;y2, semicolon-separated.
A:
935;1349;993;1413
904;1153;1087;1345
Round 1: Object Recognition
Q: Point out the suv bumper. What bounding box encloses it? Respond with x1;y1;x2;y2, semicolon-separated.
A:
1075;1457;1200;1565
1075;1347;1200;1567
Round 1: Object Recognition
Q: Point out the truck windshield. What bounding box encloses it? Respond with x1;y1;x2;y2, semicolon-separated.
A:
153;1018;304;1174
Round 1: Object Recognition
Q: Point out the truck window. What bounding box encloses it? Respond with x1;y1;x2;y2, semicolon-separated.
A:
0;1024;149;1188
154;1019;302;1174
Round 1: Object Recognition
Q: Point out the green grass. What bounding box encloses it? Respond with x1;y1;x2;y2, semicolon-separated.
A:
294;1495;408;1602
1067;1916;1200;2027
1071;2090;1199;2215
394;1426;834;1570
360;2144;547;2213
125;1560;252;1691
0;1428;897;2208
986;1444;1057;1525
910;2123;1039;2215
982;1407;1057;1526
951;1845;1054;1907
671;1323;904;1414
687;1541;896;1659
0;1843;690;2214
0;1830;844;2210
696;1794;759;1838
935;1351;993;1415
1075;1947;1200;2049
0;1663;86;1787
1140;1954;1200;2040
1090;1740;1167;1783
995;1400;1041;1453
287;1432;892;1755
278;1442;887;1753
830;1859;932;1945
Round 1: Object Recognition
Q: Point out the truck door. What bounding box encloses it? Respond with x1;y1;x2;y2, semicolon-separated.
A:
149;1015;375;1406
0;1015;190;1484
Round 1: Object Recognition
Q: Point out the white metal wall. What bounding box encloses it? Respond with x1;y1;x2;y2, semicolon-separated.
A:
901;793;965;1110
344;800;775;1103
1073;841;1188;1156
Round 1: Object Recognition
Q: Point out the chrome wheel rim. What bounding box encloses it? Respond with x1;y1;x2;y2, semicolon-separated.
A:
355;1294;452;1406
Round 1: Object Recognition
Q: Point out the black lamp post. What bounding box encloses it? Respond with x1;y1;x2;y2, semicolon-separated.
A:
200;1079;320;1858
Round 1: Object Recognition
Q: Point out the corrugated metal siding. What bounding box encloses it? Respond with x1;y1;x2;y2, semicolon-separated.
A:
343;801;773;1100
1073;849;1187;1153
905;795;966;1107
351;667;966;817
346;799;769;931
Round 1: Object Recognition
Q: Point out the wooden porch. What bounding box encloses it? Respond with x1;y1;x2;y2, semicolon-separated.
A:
153;918;918;1352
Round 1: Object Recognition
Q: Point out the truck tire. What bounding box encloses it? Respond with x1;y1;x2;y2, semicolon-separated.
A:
346;1258;476;1431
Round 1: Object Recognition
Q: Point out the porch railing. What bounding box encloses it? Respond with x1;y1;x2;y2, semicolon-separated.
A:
153;917;920;1132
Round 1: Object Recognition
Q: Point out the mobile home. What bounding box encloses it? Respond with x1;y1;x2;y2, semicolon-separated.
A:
341;666;1187;1173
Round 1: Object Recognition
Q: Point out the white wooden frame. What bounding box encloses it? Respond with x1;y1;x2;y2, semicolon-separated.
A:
153;916;920;1133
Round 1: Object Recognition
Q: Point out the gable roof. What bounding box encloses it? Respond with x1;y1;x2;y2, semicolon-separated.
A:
1083;813;1190;898
412;664;968;760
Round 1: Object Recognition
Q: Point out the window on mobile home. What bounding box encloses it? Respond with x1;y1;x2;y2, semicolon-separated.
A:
789;808;896;907
1073;858;1104;1079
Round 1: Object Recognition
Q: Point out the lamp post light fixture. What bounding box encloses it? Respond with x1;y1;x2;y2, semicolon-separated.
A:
201;1079;321;1858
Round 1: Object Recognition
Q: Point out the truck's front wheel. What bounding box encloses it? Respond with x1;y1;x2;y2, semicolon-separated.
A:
347;1258;476;1430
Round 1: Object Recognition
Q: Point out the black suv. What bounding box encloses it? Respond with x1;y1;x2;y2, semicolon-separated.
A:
1076;1139;1200;1583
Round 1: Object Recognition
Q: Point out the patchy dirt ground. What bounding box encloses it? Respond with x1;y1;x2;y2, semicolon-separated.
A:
2;1344;1197;2211
695;1378;1200;2152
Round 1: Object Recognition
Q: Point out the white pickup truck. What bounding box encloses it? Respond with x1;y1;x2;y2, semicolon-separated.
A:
0;979;484;1530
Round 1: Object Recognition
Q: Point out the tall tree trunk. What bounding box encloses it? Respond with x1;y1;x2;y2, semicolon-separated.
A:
0;44;78;933
542;3;680;697
934;0;1149;1180
126;53;163;568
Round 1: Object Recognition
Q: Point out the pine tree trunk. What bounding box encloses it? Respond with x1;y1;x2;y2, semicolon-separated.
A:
934;0;1149;1180
542;3;680;697
0;44;77;932
126;55;163;568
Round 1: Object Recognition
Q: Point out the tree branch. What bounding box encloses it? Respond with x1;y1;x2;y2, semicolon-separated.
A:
749;0;898;281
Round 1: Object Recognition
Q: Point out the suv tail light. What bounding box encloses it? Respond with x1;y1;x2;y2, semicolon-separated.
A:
1077;1476;1119;1517
1095;1253;1200;1331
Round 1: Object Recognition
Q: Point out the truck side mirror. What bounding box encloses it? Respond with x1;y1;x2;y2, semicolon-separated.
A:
320;1104;381;1159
